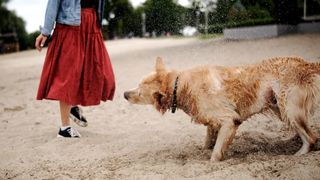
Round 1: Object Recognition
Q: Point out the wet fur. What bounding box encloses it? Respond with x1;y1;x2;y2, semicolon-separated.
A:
124;57;320;161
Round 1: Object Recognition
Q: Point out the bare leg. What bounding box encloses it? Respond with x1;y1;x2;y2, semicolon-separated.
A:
59;101;71;126
210;122;237;162
204;126;218;149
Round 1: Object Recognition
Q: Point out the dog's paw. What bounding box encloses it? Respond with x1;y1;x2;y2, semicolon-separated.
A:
294;147;310;156
210;153;222;162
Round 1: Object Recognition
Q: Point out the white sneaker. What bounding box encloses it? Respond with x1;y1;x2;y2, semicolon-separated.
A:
70;106;88;127
57;127;81;138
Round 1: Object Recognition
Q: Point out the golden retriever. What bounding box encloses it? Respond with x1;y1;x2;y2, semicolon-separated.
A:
124;57;320;161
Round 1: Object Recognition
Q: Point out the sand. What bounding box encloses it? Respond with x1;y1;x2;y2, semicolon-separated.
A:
0;34;320;180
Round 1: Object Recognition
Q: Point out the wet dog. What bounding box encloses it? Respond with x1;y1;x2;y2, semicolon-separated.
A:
124;57;320;161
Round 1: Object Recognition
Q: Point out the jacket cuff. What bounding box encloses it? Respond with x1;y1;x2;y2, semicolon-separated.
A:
40;26;52;36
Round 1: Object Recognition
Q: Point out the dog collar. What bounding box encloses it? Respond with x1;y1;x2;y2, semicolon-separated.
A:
171;76;179;113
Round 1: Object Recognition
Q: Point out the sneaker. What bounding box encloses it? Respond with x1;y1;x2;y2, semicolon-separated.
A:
70;106;88;127
57;127;81;138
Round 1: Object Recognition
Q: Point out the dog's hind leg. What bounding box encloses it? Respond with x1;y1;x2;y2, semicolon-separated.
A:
292;116;317;155
279;86;317;155
210;120;239;161
204;125;218;150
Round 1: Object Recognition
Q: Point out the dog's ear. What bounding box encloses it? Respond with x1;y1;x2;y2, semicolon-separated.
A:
155;57;167;74
153;91;168;114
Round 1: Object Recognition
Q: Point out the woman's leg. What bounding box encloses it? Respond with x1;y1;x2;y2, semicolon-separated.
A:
59;101;71;126
57;101;81;138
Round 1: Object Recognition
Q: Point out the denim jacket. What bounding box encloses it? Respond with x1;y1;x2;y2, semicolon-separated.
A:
41;0;105;36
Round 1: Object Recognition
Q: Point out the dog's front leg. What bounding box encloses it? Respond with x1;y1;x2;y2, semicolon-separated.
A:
210;121;238;162
204;125;218;149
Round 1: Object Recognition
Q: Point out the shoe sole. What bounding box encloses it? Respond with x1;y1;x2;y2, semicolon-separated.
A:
57;134;81;138
69;114;88;127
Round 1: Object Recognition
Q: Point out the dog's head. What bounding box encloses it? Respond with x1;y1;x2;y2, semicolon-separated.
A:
124;57;171;113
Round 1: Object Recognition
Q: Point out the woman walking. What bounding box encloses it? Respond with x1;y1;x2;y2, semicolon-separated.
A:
35;0;115;138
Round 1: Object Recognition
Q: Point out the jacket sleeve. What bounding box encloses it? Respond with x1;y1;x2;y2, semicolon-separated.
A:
40;0;61;36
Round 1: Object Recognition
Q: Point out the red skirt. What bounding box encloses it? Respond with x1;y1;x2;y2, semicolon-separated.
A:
37;8;115;106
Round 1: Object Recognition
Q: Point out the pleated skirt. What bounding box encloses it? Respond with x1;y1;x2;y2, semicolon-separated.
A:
37;8;115;106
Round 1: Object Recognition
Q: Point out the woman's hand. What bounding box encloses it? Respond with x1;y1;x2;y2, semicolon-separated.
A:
35;34;48;52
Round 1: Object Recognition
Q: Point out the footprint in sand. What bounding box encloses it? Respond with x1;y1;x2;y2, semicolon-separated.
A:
15;77;38;83
4;105;25;112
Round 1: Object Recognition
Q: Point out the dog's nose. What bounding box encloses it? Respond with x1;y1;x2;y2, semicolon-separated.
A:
124;91;130;100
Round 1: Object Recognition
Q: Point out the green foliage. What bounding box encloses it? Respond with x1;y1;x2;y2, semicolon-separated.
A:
104;0;187;38
185;1;201;27
125;7;144;37
304;0;320;16
189;0;306;33
198;33;223;40
0;1;30;51
26;31;41;49
0;0;9;6
143;0;185;35
214;0;236;24
274;0;299;24
104;0;138;39
200;18;275;33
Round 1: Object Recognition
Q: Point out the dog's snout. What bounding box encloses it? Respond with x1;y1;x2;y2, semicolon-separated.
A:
124;91;130;100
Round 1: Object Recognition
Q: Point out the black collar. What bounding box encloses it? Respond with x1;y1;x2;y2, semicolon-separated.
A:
171;76;179;113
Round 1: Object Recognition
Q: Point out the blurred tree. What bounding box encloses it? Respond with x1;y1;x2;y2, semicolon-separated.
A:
104;0;141;39
214;0;235;23
26;31;41;49
274;0;299;24
0;0;9;6
187;0;201;27
143;0;185;35
227;0;274;22
304;0;320;17
129;7;145;37
188;0;217;29
199;0;301;26
0;0;29;51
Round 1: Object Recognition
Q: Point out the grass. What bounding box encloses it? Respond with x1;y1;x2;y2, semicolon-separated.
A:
198;33;223;40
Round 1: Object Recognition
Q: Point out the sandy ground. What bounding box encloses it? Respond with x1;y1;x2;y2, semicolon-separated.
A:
1;34;320;180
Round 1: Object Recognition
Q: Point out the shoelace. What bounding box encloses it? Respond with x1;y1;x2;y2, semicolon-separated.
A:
67;128;79;137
